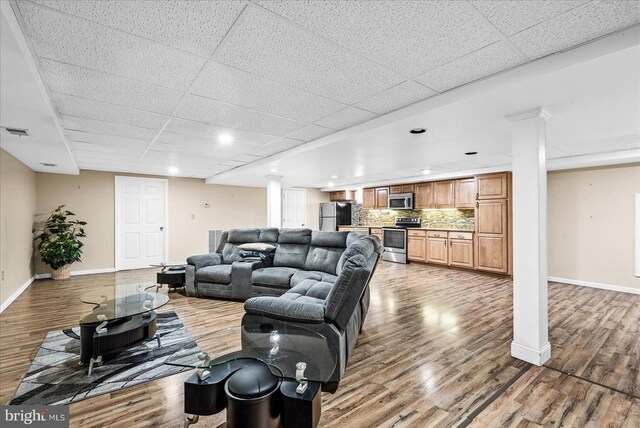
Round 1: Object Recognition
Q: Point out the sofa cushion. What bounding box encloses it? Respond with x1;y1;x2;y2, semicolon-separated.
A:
277;228;312;244
238;243;276;252
288;279;334;304
196;264;232;284
252;267;301;289
273;243;309;269
336;237;376;275
310;231;349;247
259;228;279;243
244;296;325;323
304;246;344;275
290;271;338;287
325;254;369;329
228;228;261;244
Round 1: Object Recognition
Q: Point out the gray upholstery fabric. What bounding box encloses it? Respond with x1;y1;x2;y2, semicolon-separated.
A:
187;253;222;270
185;265;196;296
288;279;333;302
231;260;264;299
252;267;301;289
304;246;344;274
346;232;362;247
324;254;369;330
290;271;337;287
244;296;325;323
259;228;279;243
221;243;242;264
196;264;233;284
215;231;229;253
310;231;349;247
336;237;375;275
228;228;261;243
273;243;309;268
277;228;312;244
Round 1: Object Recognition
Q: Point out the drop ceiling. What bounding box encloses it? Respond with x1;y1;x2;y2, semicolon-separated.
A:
1;0;639;184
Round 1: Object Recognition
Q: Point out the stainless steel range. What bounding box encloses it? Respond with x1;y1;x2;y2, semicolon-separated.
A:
382;217;421;264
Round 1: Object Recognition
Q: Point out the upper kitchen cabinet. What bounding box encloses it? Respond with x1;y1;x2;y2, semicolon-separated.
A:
455;178;476;208
390;184;416;194
415;182;434;209
375;187;389;209
329;190;354;201
363;188;376;210
476;172;509;199
434;180;455;208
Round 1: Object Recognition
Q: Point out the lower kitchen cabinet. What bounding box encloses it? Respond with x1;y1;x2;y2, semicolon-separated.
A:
449;238;473;268
476;234;508;273
426;236;448;265
407;235;426;262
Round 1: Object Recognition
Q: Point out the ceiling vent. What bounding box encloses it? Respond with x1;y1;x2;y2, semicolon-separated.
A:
1;127;29;137
40;163;57;167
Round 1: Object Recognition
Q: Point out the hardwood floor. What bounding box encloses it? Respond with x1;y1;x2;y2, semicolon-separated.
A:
1;263;638;427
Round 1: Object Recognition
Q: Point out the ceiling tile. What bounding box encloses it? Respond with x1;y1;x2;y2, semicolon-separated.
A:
559;134;640;156
355;81;437;115
285;125;334;142
314;107;377;130
66;130;151;149
40;59;182;115
215;5;404;104
256;1;500;77
70;141;146;155
174;94;306;137
17;1;206;91
232;154;264;163
471;1;589;36
155;131;258;159
190;61;347;123
52;92;168;130
77;163;134;173
163;118;277;147
33;0;248;58
220;160;246;167
73;149;140;162
258;138;306;157
60;115;158;141
508;1;640;60
415;41;527;93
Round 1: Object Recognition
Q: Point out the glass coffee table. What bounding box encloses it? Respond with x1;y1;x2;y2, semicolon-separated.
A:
166;323;336;428
80;282;169;376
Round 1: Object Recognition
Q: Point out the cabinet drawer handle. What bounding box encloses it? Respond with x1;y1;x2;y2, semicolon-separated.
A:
476;201;479;208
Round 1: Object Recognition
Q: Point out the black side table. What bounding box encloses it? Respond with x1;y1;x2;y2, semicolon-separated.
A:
152;264;186;292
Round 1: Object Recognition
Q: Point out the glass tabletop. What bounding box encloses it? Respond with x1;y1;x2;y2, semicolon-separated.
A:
80;282;169;324
166;324;336;383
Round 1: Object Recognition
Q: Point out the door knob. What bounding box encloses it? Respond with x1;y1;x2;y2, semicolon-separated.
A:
160;226;164;231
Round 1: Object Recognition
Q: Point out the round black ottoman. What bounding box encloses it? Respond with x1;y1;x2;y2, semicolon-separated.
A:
224;363;281;428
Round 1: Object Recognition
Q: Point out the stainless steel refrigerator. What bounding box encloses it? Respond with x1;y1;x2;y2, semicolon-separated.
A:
319;202;352;231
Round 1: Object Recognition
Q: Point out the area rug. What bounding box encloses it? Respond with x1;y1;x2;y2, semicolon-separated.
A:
10;311;199;405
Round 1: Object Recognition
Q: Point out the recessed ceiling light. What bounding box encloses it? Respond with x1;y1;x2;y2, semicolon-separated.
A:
410;128;426;134
327;182;335;188
330;175;338;179
218;133;233;144
465;151;478;156
422;169;432;174
270;168;278;173
40;162;56;167
168;166;178;174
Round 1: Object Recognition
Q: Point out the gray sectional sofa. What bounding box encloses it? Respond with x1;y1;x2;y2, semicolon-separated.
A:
185;227;383;391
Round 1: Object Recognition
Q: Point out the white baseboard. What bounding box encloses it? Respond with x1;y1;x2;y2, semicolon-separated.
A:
34;267;116;279
511;341;551;366
0;275;35;313
548;276;640;295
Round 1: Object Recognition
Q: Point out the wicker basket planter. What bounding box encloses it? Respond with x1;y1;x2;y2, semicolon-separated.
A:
51;264;71;280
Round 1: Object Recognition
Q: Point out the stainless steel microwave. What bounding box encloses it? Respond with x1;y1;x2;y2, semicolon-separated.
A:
388;193;414;210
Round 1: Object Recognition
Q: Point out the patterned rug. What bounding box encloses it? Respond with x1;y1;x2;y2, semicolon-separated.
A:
10;311;199;405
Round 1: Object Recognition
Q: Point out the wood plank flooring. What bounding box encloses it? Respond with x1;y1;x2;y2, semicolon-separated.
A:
0;262;638;427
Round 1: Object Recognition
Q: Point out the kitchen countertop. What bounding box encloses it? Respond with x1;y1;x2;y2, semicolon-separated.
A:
344;225;474;232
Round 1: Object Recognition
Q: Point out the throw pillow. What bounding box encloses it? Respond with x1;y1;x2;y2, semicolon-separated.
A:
238;243;276;252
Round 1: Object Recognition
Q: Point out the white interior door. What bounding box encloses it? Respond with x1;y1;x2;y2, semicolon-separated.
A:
282;189;306;228
115;176;167;270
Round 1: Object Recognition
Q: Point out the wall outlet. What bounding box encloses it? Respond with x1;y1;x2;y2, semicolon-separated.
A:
1;270;4;281
191;214;196;220
203;202;210;208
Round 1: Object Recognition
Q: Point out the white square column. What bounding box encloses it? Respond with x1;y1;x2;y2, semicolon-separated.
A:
507;108;552;365
266;175;283;228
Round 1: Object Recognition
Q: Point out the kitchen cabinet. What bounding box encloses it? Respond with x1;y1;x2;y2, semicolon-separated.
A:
476;200;507;235
475;189;510;274
369;227;383;241
434;180;455;208
329;190;354;201
477;173;508;199
454;178;476;208
426;233;448;265
449;232;474;268
407;230;426;262
415;182;434;209
390;184;416;194
363;188;376;210
375;187;389;209
476;235;508;273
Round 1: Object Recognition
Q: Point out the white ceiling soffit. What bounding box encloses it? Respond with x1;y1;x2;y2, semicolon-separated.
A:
0;1;77;174
4;0;639;180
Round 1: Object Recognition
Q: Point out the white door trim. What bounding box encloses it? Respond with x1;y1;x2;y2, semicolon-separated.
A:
114;176;169;271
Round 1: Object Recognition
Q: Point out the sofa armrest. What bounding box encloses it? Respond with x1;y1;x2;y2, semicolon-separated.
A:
231;260;264;299
186;253;222;270
244;297;325;324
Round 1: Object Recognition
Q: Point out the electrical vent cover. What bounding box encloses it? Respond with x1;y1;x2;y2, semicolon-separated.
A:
1;127;29;137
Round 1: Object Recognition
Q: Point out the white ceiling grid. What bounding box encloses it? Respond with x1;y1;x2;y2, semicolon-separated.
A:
10;0;640;181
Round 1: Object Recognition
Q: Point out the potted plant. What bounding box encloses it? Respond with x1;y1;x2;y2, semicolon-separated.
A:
34;205;87;280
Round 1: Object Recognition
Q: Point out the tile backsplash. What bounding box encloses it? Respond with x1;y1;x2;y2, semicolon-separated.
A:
351;202;475;230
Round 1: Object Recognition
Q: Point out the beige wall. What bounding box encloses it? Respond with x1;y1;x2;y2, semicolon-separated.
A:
35;170;267;273
304;188;331;230
548;163;640;290
0;149;36;309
